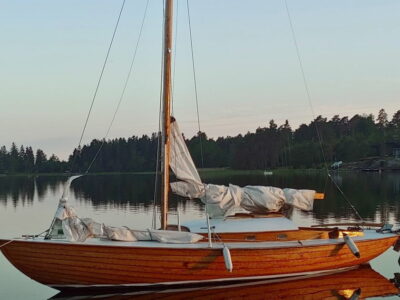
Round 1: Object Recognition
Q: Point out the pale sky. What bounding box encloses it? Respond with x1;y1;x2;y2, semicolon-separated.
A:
1;0;399;159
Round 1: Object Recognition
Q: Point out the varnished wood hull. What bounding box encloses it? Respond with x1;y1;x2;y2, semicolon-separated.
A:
0;233;397;290
50;264;399;299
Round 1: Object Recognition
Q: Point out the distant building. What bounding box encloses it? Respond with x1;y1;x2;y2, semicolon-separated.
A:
331;161;343;169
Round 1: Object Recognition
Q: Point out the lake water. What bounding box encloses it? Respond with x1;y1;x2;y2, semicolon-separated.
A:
0;171;400;299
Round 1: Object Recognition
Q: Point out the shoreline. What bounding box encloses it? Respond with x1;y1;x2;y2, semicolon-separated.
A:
1;166;399;177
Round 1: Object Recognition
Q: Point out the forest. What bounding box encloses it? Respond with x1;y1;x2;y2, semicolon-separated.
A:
1;108;399;174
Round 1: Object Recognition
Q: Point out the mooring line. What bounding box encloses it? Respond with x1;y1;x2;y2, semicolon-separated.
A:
0;240;14;249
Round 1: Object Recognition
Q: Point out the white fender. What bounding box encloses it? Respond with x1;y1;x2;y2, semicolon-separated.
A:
223;246;233;272
344;233;360;258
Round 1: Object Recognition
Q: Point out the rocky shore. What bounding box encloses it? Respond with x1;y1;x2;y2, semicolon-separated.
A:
340;157;400;171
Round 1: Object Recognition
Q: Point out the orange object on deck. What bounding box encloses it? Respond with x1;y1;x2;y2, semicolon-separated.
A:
314;192;325;200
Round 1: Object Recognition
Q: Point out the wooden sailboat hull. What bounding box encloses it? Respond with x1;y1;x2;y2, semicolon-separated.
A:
0;232;397;290
49;264;399;299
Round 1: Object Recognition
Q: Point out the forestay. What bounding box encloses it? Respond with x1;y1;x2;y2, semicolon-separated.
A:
169;119;315;218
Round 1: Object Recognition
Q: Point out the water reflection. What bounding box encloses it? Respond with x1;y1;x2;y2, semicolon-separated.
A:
0;175;67;207
0;176;36;207
1;172;400;299
49;264;399;300
0;172;399;224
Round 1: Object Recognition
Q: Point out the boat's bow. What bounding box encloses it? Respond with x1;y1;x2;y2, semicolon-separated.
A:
0;239;13;249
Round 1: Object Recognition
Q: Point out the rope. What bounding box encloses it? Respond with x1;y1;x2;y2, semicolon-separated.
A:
77;0;126;152
152;0;167;229
283;0;327;167
328;173;364;221
70;0;126;172
283;0;364;222
85;0;150;174
152;130;162;229
171;0;179;114
186;0;204;168
0;240;14;249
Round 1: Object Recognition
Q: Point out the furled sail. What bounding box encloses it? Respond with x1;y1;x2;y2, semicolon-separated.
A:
201;184;315;218
169;119;315;218
50;175;93;242
170;120;204;198
49;174;203;243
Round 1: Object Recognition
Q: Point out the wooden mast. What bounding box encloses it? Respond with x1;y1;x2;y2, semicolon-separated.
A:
161;0;173;230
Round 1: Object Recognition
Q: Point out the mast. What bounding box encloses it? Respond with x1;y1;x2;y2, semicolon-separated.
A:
161;0;173;230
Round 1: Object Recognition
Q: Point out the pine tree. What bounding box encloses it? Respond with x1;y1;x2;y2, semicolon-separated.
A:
376;108;388;128
35;149;47;173
9;143;19;173
25;147;35;172
0;146;8;173
391;110;400;128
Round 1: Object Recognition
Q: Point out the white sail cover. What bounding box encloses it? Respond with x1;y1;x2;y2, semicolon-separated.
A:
49;174;203;243
51;175;93;242
202;184;315;218
147;229;204;244
169;119;315;218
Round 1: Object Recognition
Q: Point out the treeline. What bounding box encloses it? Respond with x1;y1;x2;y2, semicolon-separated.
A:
0;144;68;173
188;109;400;169
1;108;400;173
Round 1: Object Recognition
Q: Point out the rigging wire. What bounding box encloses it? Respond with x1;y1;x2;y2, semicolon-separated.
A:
85;0;150;174
170;0;179;208
75;0;126;166
171;0;179;114
283;0;364;222
152;0;167;229
186;0;204;168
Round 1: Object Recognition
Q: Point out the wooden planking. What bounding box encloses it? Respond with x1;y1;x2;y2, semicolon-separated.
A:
6;240;392;271
50;265;399;299
5;236;395;264
0;235;397;286
311;222;384;228
203;229;330;242
136;266;398;300
6;240;381;262
200;228;364;242
0;239;9;247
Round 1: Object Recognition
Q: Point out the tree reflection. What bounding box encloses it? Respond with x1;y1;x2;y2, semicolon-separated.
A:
0;172;399;225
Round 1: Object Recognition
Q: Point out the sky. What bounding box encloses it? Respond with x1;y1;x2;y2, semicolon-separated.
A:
1;0;399;159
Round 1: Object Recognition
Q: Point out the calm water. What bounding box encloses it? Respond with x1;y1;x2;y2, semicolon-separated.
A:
0;171;400;299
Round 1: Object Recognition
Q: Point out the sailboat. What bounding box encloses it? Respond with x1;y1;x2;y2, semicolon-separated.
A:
0;0;399;292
